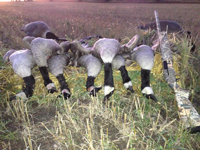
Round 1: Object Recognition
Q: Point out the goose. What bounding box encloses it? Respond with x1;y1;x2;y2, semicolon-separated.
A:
137;20;183;34
47;54;71;99
122;45;157;101
77;54;102;96
3;49;36;100
71;35;140;102
30;37;71;97
21;21;66;41
137;21;195;53
3;38;71;100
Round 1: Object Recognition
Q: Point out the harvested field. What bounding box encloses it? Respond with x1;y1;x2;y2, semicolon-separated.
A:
0;2;199;48
0;2;200;150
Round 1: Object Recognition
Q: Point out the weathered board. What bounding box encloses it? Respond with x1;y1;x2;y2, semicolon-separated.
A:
154;10;200;133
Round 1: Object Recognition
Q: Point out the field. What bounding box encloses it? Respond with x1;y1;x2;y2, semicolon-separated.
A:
0;2;200;150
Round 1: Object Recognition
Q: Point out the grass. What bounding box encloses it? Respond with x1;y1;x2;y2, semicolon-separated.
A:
0;2;200;150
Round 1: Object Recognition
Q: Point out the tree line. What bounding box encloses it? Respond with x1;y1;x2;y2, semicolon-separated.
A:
11;0;200;4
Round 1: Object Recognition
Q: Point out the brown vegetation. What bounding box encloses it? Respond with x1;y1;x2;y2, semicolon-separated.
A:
0;2;199;48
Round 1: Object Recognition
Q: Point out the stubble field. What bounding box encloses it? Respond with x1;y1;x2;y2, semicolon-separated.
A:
0;2;200;150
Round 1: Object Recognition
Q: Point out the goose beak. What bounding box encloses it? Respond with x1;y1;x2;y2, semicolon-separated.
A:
127;86;134;93
144;94;157;102
184;126;200;134
57;92;71;99
9;96;16;101
90;87;102;97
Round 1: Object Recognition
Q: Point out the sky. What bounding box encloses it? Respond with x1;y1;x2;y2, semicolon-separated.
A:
0;0;14;2
0;0;25;2
0;0;11;1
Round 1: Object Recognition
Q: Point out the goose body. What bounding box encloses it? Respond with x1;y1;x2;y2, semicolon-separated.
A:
93;38;133;101
72;37;136;101
130;45;156;101
131;45;154;70
30;37;71;98
78;54;102;77
3;38;71;100
48;54;70;77
21;21;50;38
48;54;71;99
78;54;102;96
93;38;121;63
3;49;36;100
31;38;61;67
9;49;36;78
21;21;63;41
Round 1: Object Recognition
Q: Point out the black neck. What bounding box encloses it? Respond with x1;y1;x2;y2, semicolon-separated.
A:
39;67;53;86
119;65;131;84
104;63;114;87
141;69;150;90
86;76;95;89
56;74;69;91
23;75;35;98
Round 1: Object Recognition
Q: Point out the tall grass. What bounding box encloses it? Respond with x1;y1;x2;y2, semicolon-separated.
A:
0;2;200;150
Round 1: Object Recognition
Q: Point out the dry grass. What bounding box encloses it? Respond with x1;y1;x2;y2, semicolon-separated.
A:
0;2;200;150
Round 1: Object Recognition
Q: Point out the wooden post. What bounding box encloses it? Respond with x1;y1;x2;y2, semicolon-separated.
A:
154;10;200;133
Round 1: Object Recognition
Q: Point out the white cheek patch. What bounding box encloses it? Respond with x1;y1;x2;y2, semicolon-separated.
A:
16;92;28;100
142;86;154;95
46;83;56;90
61;89;71;95
124;81;132;89
104;86;115;96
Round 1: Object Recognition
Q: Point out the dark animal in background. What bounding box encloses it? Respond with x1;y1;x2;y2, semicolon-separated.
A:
138;20;196;53
137;20;183;34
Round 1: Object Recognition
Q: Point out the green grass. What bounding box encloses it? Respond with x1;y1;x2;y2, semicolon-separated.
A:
0;2;200;150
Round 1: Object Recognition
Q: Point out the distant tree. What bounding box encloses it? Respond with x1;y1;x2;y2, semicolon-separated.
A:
101;0;111;2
